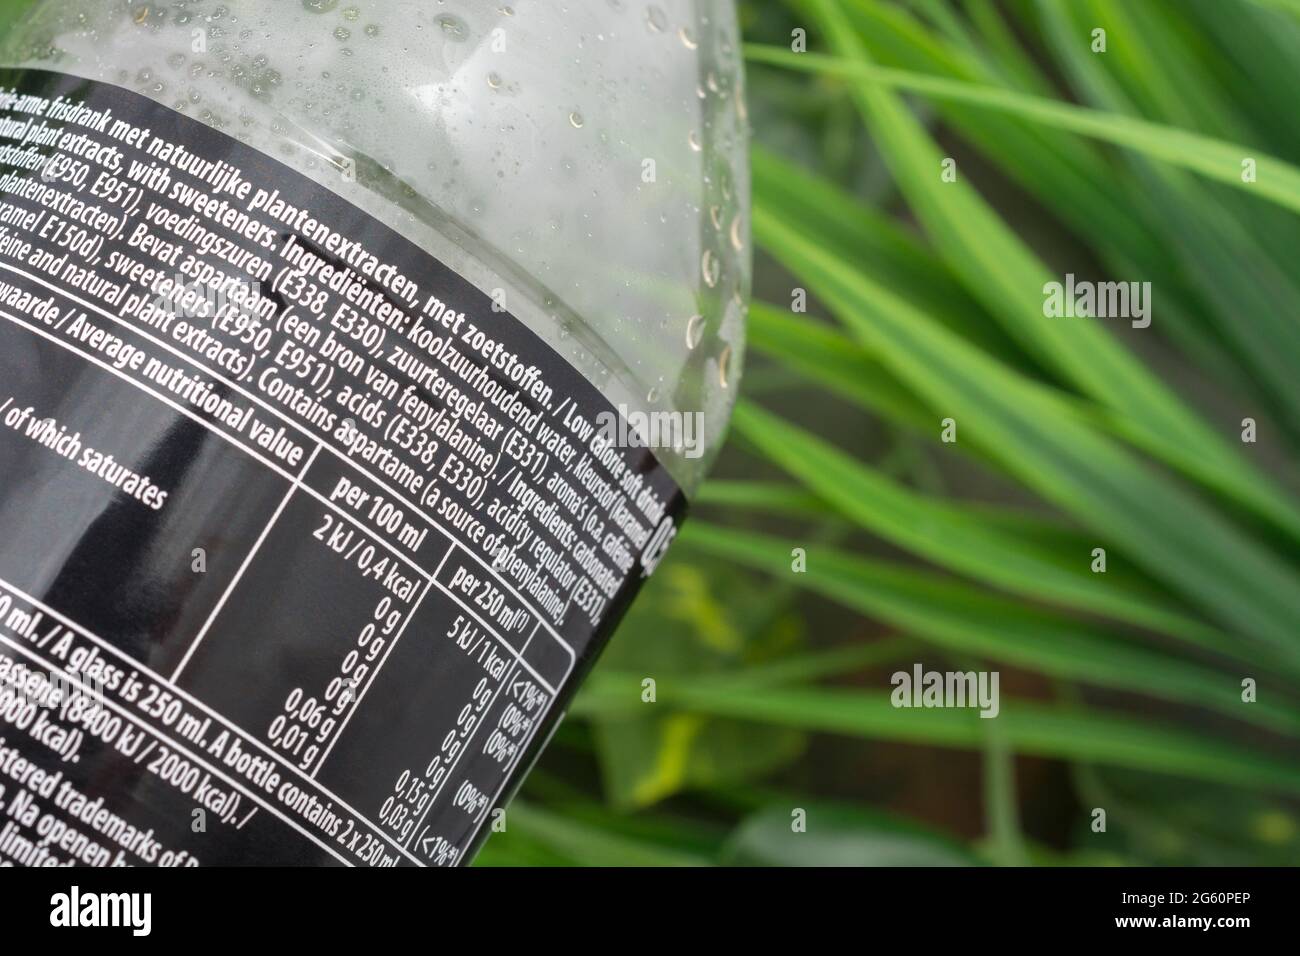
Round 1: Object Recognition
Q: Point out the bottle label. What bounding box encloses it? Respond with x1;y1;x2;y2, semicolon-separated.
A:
0;69;685;866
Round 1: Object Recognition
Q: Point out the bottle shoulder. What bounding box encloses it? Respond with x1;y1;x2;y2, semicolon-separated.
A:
2;0;749;490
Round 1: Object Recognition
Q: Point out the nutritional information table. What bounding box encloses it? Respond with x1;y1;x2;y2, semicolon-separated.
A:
1;296;574;864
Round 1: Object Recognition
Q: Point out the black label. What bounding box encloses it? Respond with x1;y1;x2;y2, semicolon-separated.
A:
0;69;684;866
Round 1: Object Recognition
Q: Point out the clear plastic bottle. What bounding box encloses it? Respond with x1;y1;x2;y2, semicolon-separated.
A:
2;0;750;489
0;0;748;866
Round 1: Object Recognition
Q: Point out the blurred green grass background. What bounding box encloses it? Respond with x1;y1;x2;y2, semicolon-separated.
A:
498;0;1300;867
3;0;1297;866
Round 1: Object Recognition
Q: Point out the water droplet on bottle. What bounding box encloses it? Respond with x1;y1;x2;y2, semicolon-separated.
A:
646;6;668;32
687;129;702;151
437;14;469;40
729;216;745;252
702;249;720;287
686;314;705;350
679;27;698;49
569;111;584;129
718;345;733;388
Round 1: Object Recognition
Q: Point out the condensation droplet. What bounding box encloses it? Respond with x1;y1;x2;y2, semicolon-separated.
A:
646;6;667;32
702;249;719;287
718;345;733;389
679;27;698;49
437;14;470;40
729;215;745;252
687;129;701;151
685;314;705;350
569;111;584;128
487;72;503;89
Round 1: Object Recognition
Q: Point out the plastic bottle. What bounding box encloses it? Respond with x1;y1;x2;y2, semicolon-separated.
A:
0;0;748;866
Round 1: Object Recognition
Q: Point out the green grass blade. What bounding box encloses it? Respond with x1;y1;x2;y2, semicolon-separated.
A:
1247;0;1300;15
695;479;832;518
748;302;934;429
742;45;1300;215
588;641;917;697
678;523;1300;731
732;401;1220;645
1186;0;1300;158
751;149;1025;363
961;0;1056;95
575;674;1300;797
489;802;712;867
